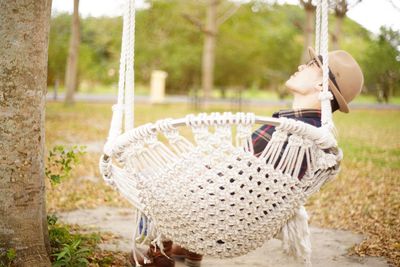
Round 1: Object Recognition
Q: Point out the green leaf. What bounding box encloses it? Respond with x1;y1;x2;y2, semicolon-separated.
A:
6;248;16;261
54;248;68;261
52;261;64;267
77;258;89;264
71;239;81;250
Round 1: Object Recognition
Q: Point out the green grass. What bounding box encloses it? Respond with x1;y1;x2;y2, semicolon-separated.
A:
47;85;400;104
45;102;400;265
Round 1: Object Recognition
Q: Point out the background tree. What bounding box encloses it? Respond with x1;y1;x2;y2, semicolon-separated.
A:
48;13;71;93
183;0;240;102
64;0;80;105
79;16;122;86
0;0;52;266
135;0;203;93
216;3;302;97
332;0;362;49
362;27;400;102
46;1;397;99
299;0;316;63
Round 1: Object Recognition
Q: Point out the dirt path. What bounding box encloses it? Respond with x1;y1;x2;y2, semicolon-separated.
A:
59;206;389;267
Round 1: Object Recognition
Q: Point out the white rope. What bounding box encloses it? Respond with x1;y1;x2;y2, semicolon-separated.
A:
314;0;334;127
125;0;135;132
319;0;333;126
315;0;321;54
103;0;135;156
279;206;312;267
102;0;131;155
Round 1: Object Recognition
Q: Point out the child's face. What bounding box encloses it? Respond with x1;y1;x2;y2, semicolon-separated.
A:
285;59;323;95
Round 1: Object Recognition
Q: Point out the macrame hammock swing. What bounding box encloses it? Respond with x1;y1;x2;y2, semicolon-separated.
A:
99;0;341;265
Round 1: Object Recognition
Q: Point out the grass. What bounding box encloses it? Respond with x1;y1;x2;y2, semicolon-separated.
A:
47;85;400;104
45;101;400;266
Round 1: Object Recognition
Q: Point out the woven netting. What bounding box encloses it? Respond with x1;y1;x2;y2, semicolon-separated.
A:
100;112;341;259
97;0;339;264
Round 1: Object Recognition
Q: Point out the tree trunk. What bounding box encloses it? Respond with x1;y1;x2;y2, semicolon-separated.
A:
0;0;52;266
202;0;217;103
64;0;80;105
333;0;349;50
332;15;343;50
301;4;315;64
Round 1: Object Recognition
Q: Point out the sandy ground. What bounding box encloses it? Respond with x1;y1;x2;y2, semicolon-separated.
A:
58;206;389;267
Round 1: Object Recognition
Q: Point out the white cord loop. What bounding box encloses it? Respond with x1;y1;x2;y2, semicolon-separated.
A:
318;91;333;101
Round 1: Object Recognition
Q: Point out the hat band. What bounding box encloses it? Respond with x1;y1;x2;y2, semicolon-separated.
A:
316;55;341;93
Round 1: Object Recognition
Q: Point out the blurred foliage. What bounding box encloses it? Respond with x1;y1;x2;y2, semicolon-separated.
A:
45;145;86;185
46;157;127;266
0;248;16;267
48;13;71;86
135;0;203;94
361;27;400;103
48;0;400;99
48;216;128;266
216;3;303;92
48;214;105;267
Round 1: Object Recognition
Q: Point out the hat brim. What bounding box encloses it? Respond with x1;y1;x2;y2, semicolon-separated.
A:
308;47;349;113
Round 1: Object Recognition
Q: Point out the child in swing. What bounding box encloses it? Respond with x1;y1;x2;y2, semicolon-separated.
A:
130;47;363;267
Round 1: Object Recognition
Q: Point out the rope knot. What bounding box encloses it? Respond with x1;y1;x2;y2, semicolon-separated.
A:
288;135;303;147
318;90;333;101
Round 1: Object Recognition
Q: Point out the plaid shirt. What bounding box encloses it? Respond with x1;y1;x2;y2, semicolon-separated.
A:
251;109;322;179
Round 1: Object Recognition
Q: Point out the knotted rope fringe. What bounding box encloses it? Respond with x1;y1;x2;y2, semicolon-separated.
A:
278;206;312;267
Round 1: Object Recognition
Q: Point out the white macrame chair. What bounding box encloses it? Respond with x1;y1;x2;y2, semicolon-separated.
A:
99;0;340;266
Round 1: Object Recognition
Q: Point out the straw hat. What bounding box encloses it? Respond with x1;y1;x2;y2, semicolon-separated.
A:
308;47;364;113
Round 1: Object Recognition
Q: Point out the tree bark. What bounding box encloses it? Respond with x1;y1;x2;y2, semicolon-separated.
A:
300;1;316;64
332;15;344;50
0;0;52;266
202;0;218;103
64;0;80;105
332;0;348;50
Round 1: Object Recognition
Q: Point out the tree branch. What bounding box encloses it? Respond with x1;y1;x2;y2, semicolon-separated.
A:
300;0;316;11
181;13;207;33
334;0;348;17
387;0;400;12
348;0;363;10
335;0;363;17
216;3;240;27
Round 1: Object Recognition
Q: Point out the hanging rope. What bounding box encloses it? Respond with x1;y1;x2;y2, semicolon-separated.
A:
125;0;135;132
315;0;321;54
104;0;135;156
316;0;334;127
